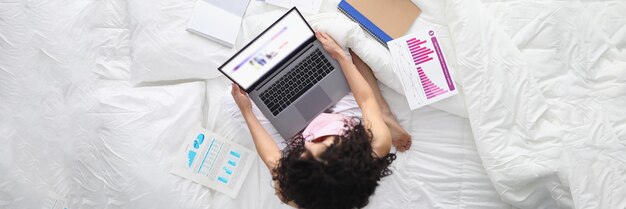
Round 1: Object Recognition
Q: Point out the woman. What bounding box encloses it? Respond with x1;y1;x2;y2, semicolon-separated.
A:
231;31;411;209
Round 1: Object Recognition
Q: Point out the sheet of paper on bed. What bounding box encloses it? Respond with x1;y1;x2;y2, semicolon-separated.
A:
171;127;255;198
387;28;458;110
257;0;322;14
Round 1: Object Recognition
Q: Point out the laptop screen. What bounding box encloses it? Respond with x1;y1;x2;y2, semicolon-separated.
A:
220;9;314;90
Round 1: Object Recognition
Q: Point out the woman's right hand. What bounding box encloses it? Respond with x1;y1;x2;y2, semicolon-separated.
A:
315;31;348;62
231;83;252;114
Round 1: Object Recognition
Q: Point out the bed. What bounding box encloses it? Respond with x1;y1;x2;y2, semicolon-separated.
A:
1;0;624;208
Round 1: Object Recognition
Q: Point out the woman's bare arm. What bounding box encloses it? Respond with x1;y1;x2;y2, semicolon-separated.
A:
316;32;391;157
231;84;281;171
232;84;293;206
242;110;282;170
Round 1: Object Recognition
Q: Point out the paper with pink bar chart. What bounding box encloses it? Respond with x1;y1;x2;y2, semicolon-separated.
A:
388;29;457;110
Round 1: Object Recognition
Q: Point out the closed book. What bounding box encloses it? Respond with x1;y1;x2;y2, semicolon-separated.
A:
337;0;420;46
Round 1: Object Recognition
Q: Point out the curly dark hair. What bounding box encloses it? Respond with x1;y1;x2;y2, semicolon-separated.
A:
272;117;396;209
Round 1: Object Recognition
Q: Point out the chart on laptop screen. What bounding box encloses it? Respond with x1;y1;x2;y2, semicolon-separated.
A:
221;10;313;90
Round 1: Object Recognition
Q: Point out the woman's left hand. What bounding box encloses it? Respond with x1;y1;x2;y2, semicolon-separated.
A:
231;83;252;114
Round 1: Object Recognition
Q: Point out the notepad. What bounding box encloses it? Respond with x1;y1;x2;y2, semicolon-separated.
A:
338;0;420;47
388;27;458;110
187;0;251;48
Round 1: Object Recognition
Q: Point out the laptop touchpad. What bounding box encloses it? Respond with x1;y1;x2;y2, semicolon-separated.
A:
295;86;331;120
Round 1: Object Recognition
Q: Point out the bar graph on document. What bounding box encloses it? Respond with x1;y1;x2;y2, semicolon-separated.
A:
388;29;457;110
216;150;244;186
406;38;448;99
197;138;221;176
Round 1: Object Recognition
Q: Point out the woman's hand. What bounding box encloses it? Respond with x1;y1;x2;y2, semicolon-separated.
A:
315;31;348;62
231;83;252;114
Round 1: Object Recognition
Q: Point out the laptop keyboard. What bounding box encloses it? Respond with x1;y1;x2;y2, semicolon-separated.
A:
259;49;334;116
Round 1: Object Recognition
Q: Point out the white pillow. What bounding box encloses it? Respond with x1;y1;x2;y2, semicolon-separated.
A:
127;0;239;84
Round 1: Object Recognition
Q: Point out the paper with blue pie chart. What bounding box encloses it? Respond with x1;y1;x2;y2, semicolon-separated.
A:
171;127;255;198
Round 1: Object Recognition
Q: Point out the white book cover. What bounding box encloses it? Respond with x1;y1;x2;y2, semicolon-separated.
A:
187;0;251;48
171;127;255;198
387;27;458;110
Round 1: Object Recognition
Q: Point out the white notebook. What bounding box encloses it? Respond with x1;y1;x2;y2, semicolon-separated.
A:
187;0;251;48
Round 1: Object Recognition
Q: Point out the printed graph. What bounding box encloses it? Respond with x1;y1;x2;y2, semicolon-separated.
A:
417;67;447;99
406;38;448;99
187;151;197;168
216;150;242;184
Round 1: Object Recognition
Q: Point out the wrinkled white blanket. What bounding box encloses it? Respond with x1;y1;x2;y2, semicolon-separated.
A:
443;0;626;208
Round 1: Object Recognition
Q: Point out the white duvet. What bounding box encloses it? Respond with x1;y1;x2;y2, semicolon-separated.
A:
1;0;624;208
446;0;626;208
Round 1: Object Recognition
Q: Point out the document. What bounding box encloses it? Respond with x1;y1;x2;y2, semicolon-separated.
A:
387;27;458;110
171;127;255;198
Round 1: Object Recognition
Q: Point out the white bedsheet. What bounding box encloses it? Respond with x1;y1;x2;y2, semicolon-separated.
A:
1;0;623;209
0;1;210;208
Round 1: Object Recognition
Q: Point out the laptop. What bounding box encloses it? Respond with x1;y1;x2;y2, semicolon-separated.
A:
218;8;350;139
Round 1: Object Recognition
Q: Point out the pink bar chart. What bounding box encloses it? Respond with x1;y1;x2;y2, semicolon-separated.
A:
406;38;448;99
417;67;447;99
